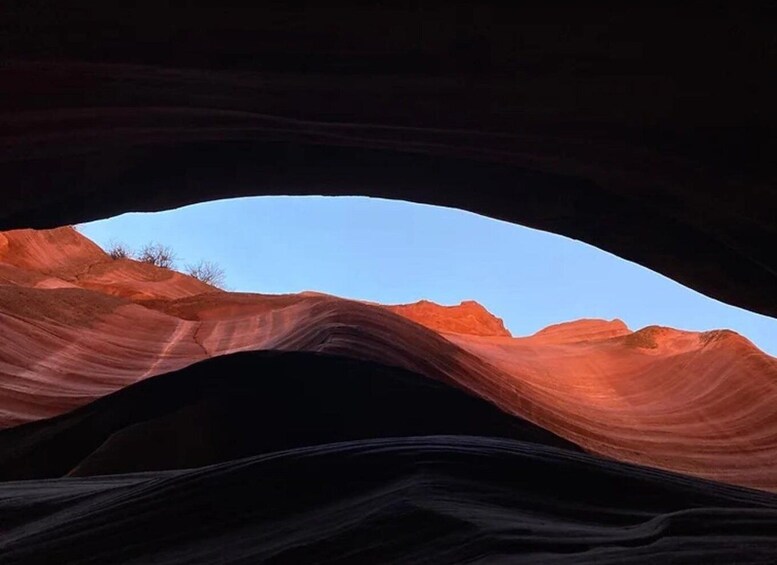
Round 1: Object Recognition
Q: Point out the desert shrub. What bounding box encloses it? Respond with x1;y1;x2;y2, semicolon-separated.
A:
137;242;177;269
106;241;134;260
104;240;225;284
185;259;226;288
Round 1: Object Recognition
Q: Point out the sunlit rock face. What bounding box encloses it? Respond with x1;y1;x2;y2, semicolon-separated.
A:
0;227;215;300
1;226;776;492
386;299;512;337
527;318;630;344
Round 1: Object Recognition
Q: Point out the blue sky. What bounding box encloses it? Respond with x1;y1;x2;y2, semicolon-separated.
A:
80;196;777;356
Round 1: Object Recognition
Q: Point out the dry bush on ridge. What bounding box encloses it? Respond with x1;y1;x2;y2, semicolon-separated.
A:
106;241;134;260
185;260;227;288
137;243;178;269
102;240;226;285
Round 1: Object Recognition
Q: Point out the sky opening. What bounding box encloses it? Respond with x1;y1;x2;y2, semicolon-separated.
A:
80;196;777;356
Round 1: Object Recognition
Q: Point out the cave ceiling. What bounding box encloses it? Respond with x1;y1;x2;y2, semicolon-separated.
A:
1;3;775;316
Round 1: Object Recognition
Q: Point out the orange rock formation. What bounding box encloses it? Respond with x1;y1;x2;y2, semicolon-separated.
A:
1;227;776;492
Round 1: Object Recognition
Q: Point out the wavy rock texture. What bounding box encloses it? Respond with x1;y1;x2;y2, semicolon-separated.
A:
0;351;579;479
1;227;776;495
3;435;777;565
1;353;775;564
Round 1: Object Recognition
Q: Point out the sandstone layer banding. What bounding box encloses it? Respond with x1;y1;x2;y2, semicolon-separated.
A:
2;227;776;492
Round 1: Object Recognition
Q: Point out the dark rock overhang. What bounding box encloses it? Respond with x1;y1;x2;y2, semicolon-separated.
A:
1;3;775;316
